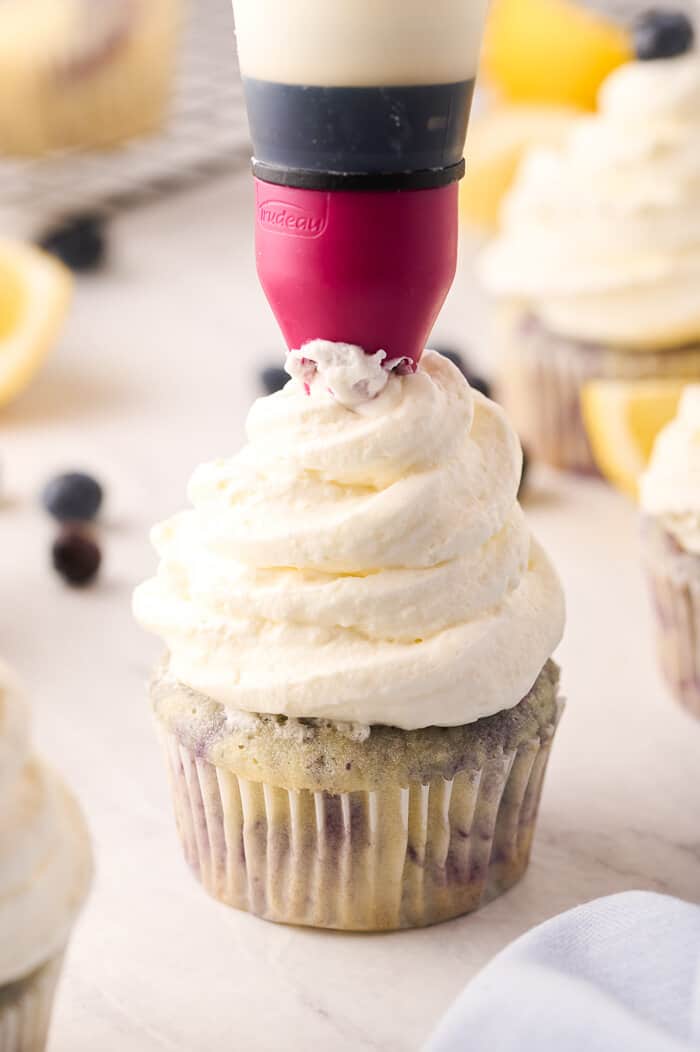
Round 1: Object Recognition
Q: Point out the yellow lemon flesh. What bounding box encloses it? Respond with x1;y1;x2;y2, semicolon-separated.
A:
581;379;687;498
482;0;632;110
0;241;72;408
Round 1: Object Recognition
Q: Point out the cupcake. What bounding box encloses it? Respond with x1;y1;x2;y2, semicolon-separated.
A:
0;0;182;156
640;385;700;718
0;660;92;1051
480;15;700;473
134;347;565;931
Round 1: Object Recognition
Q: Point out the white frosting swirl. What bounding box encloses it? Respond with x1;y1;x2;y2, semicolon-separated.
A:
481;53;700;350
134;351;564;729
640;385;700;553
0;661;92;984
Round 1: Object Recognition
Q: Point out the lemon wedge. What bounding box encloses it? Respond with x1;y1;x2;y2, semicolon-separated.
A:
460;104;580;230
0;240;72;407
482;0;632;110
581;379;687;498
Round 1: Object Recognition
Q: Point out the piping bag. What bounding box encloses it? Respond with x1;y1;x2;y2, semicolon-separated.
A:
232;0;489;370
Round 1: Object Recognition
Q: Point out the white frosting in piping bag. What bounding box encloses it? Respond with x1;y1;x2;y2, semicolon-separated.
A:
481;53;700;350
134;350;564;729
232;0;488;86
0;661;92;984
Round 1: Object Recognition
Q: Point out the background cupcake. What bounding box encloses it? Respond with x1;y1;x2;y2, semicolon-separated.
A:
134;348;565;931
640;385;700;718
0;0;182;156
0;660;92;1051
480;12;700;472
459;0;630;231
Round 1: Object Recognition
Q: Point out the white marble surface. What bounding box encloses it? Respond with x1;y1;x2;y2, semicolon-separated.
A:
2;173;699;1052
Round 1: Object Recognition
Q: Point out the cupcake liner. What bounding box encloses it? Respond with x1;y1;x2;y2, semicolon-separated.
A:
158;701;563;931
0;954;64;1052
642;518;700;719
496;310;700;473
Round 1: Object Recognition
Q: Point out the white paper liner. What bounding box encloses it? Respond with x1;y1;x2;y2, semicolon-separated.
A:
643;522;700;719
496;310;700;474
0;954;64;1052
158;703;563;931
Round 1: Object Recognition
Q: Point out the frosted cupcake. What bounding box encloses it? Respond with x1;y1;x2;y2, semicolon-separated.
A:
0;660;92;1051
134;347;565;931
480;26;700;472
640;386;700;718
0;0;182;156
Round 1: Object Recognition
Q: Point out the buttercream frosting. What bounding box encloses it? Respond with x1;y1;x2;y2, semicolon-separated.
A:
134;350;564;729
0;661;92;984
481;53;700;350
640;385;700;553
285;340;411;409
232;0;488;86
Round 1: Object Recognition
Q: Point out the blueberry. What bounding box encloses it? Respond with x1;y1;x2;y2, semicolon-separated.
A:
519;447;530;498
633;10;694;60
52;528;101;586
260;365;289;395
38;213;107;272
42;472;103;522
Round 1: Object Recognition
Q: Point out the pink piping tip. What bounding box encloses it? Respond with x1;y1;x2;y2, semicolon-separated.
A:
254;180;459;368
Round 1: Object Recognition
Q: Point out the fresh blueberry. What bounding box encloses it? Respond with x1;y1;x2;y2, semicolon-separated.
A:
260;365;289;395
633;10;694;60
38;213;107;272
52;528;101;586
42;472;103;523
519;446;530;498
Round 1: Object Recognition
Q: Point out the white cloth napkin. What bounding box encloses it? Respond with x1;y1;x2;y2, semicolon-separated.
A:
427;892;700;1052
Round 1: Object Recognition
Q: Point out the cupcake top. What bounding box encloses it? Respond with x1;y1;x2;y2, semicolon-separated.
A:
640;385;700;552
480;49;700;350
0;660;92;984
134;348;564;730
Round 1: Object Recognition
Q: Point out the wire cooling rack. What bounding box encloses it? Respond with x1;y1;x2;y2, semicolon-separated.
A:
1;0;697;224
0;0;250;222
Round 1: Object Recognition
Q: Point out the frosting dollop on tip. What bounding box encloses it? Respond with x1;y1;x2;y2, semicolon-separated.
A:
285;339;413;409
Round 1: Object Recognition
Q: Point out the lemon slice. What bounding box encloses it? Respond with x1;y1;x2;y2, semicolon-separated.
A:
461;104;580;230
0;240;72;407
581;379;687;498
